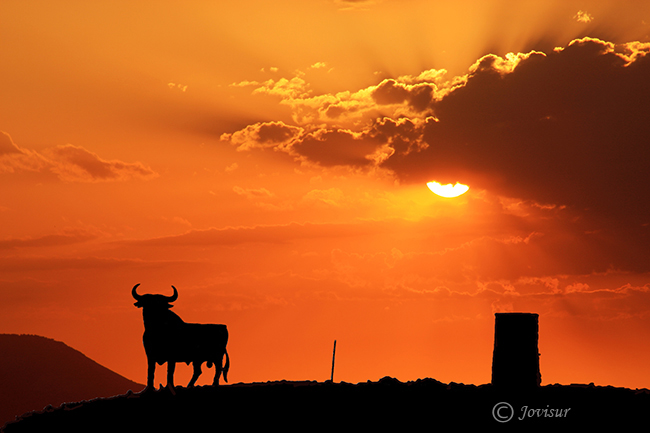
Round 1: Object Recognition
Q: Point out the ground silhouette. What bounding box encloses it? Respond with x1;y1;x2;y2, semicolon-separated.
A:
3;378;649;431
0;334;142;427
4;312;649;431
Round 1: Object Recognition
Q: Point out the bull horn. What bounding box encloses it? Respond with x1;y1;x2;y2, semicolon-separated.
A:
132;283;142;300
167;285;178;302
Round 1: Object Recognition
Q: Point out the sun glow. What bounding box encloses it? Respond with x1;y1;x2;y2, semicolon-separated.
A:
427;181;470;198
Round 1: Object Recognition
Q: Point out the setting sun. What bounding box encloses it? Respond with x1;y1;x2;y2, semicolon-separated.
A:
427;181;470;198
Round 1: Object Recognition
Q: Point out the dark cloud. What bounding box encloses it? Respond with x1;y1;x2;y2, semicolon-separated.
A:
222;40;650;218
0;131;157;182
368;117;430;157
382;38;650;227
256;122;299;143
223;121;384;168
221;121;303;152
372;79;434;112
44;144;157;182
293;129;381;167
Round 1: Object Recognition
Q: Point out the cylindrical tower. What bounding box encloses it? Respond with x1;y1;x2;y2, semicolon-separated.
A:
491;312;541;388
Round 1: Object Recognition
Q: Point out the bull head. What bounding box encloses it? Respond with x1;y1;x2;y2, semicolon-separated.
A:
132;283;178;309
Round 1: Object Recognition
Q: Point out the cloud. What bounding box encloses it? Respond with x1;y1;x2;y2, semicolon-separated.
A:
293;129;382;167
252;77;310;99
230;80;261;88
382;38;650;227
0;131;157;182
221;38;650;273
333;0;382;10
224;162;239;173
228;65;459;127
574;10;593;23
0;131;22;155
128;221;387;247
0;131;49;173
0;229;97;249
221;121;384;168
167;82;188;92
226;39;650;217
233;186;275;200
44;144;157;182
302;188;346;207
221;121;303;152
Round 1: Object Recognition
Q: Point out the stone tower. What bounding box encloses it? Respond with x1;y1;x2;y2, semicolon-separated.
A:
491;312;541;388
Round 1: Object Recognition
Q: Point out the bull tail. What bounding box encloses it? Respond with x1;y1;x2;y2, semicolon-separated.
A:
222;349;230;383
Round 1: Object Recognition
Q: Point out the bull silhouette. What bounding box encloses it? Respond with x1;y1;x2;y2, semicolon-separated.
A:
132;284;229;391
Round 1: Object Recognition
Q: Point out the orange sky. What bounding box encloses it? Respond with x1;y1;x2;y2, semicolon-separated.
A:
2;0;650;389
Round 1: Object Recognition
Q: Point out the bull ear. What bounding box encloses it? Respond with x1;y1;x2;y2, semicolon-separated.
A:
132;284;142;301
168;285;179;302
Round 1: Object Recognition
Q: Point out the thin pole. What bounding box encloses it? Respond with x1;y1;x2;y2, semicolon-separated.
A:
330;340;337;382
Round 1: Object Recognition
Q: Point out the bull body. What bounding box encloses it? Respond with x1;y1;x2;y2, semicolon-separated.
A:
132;284;229;390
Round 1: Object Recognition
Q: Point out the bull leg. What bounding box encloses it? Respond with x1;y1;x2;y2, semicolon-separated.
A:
213;350;229;386
212;361;222;386
188;361;203;388
146;358;156;390
166;361;176;391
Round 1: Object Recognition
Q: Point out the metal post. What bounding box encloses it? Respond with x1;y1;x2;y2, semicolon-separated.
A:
330;340;337;382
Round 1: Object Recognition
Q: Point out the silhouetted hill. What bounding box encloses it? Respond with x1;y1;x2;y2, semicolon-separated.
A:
0;334;142;428
3;378;649;431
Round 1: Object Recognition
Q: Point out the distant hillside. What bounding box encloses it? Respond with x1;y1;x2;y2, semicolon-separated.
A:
3;378;650;431
0;334;143;427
